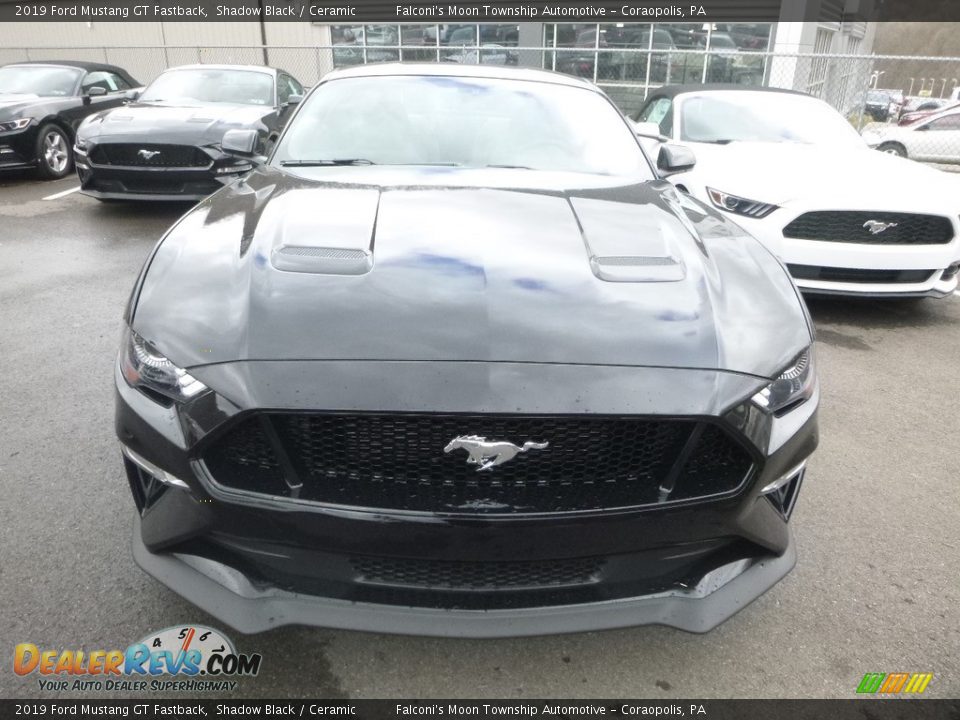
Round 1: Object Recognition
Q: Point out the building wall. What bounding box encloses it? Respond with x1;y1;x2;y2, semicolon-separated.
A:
0;21;336;83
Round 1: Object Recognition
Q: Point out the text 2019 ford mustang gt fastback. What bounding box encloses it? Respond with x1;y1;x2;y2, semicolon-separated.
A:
116;64;819;636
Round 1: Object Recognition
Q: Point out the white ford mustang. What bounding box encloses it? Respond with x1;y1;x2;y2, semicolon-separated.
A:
633;86;960;298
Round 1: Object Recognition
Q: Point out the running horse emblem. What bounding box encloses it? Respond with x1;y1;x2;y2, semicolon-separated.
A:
444;435;549;471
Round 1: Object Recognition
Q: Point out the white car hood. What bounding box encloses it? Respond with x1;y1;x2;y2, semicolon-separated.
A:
682;141;959;212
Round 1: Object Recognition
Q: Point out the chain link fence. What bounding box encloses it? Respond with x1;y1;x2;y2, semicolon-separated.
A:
3;41;960;167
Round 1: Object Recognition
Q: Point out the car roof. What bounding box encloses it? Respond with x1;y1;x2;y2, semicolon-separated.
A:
6;60;131;75
162;64;277;75
321;62;598;90
646;84;812;100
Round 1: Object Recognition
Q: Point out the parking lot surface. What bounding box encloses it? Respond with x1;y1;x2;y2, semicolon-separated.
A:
0;174;957;700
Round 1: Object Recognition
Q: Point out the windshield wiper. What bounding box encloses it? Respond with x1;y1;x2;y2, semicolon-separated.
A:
280;158;376;167
485;164;534;170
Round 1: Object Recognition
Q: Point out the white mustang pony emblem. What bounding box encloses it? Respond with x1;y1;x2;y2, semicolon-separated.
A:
444;435;549;471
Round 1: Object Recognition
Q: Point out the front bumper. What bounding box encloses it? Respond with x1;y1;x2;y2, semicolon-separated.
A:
726;212;960;299
117;359;818;636
132;512;797;636
0;126;40;170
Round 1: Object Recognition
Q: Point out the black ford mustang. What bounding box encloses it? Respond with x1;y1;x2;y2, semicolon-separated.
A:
75;64;303;201
0;61;139;179
117;64;818;636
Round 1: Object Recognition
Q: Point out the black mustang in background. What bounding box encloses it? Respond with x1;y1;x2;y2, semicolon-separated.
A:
0;61;140;179
75;64;304;201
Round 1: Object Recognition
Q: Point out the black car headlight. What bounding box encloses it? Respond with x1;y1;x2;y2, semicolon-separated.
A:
707;187;779;219
0;118;31;132
120;327;207;403
752;348;816;416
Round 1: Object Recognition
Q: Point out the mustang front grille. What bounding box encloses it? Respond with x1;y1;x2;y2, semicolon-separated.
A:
201;413;754;514
89;143;211;168
783;211;953;245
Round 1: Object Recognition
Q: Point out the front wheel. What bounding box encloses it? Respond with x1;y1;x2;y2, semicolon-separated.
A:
35;124;73;179
877;142;907;158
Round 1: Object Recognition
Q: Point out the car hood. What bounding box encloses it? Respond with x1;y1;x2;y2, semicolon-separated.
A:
682;140;957;211
131;167;811;378
0;93;43;117
78;101;270;144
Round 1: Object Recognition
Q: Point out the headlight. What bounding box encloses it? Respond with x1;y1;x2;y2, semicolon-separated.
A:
752;348;816;416
120;327;207;403
707;187;779;219
0;118;31;132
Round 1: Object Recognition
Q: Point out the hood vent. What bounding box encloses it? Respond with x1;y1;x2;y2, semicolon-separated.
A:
267;187;380;275
590;254;684;282
272;245;372;275
570;196;687;283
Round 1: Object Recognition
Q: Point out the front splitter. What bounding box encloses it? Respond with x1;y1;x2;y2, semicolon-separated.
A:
131;513;797;637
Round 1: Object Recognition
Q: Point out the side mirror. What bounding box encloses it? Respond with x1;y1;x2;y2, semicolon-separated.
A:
285;94;303;107
124;88;141;102
221;128;261;158
86;86;108;97
657;144;696;176
633;121;669;142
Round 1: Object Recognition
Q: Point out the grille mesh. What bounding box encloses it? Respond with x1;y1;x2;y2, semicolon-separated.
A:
90;143;211;168
787;264;935;284
783;211;953;245
202;413;753;514
352;555;605;590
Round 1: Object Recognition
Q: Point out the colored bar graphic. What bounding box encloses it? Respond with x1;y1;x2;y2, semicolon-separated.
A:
857;672;933;694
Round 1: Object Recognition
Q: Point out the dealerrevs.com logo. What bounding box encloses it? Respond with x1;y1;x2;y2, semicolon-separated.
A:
14;625;262;692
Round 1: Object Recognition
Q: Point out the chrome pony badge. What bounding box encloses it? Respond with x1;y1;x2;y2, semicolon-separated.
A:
863;219;899;235
444;435;549;471
138;149;161;160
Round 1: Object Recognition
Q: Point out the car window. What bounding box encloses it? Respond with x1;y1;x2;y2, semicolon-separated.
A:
924;114;960;131
638;97;673;136
274;75;653;178
277;74;291;104
680;92;864;147
82;70;131;93
278;73;303;104
0;65;81;96
140;68;274;106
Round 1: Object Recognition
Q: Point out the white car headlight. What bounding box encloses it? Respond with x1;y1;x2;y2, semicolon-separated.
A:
707;187;778;219
0;118;31;132
120;327;207;403
752;348;816;416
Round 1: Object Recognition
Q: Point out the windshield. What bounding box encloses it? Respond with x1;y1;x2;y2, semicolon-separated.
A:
680;92;865;147
0;65;81;96
273;75;651;176
140;68;274;105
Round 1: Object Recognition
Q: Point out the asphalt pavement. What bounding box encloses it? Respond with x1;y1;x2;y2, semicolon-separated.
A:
0;173;957;700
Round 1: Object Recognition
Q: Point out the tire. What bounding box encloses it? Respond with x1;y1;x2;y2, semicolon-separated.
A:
877;142;907;158
35;124;73;180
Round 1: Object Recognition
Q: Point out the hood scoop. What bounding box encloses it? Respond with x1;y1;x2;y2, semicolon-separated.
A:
268;187;379;275
571;197;687;282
